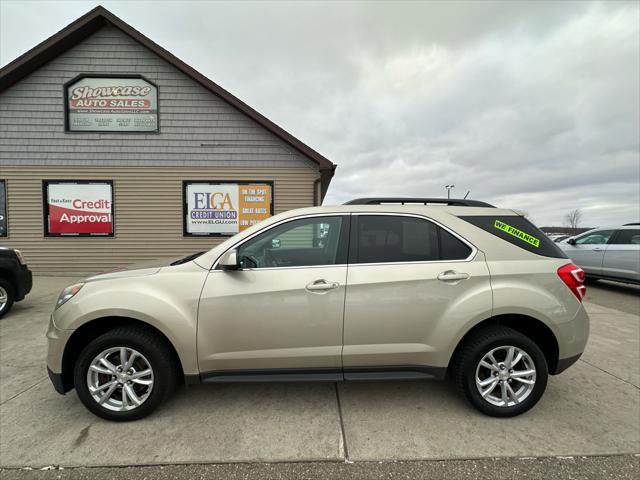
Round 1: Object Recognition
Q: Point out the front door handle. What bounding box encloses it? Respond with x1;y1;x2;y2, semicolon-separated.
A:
437;271;470;282
592;247;604;251
306;279;340;292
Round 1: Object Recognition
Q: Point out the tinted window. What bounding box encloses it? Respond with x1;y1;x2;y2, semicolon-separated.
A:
575;230;614;245
459;215;567;259
237;216;345;268
610;229;640;245
440;228;472;260
353;215;470;263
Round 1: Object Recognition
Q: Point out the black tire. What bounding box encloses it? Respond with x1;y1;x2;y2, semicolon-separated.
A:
453;326;548;417
74;326;177;421
0;279;15;318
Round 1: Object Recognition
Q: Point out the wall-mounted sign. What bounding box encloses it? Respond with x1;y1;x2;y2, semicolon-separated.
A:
65;76;158;132
183;181;273;236
0;180;6;237
44;181;114;236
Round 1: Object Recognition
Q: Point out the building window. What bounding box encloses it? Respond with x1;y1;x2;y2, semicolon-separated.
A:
183;181;273;236
43;181;114;237
0;180;6;237
65;75;158;133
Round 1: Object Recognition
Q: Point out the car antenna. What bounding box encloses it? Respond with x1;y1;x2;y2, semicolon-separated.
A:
463;190;470;199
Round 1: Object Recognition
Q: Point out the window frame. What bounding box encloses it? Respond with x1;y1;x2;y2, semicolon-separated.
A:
348;213;477;265
213;213;351;271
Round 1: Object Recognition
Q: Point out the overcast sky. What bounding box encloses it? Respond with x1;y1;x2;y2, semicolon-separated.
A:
1;0;638;226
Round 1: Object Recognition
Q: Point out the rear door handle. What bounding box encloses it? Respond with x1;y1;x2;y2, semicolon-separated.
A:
306;279;340;292
592;248;604;251
437;271;470;282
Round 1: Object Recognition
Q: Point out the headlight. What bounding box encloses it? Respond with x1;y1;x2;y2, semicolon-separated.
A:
55;283;84;310
13;249;26;265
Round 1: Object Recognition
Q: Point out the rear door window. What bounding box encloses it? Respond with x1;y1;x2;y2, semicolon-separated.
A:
459;216;567;258
351;215;472;264
610;229;640;245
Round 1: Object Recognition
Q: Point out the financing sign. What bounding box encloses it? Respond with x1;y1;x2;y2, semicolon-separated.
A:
45;182;114;236
184;182;272;235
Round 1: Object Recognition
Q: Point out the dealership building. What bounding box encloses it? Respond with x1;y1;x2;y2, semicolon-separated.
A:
0;6;336;275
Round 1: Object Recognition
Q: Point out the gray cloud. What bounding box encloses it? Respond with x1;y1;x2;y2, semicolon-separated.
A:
1;0;638;226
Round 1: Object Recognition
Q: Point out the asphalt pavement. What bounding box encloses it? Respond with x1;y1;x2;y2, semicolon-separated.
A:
0;276;638;479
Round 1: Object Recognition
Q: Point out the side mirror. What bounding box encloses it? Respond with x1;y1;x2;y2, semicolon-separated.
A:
567;238;576;245
219;249;239;270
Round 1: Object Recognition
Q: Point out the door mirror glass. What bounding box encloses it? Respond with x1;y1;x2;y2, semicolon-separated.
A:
219;249;239;270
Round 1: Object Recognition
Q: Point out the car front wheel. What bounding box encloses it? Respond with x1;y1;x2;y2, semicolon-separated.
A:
74;326;177;421
0;279;15;318
453;326;548;417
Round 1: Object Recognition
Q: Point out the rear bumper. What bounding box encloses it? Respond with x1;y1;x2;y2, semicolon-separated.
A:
552;303;589;374
552;353;582;375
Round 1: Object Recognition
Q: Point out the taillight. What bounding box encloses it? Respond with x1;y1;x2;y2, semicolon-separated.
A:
557;263;586;301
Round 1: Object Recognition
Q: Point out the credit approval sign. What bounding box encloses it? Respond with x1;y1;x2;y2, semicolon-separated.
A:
44;181;114;236
66;76;158;132
184;182;273;236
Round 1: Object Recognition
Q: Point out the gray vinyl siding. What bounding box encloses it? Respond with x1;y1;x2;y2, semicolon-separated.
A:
0;24;317;168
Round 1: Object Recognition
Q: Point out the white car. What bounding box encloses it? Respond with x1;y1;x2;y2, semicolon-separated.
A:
560;224;640;284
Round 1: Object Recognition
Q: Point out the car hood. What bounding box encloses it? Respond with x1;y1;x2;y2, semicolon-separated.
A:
83;256;186;282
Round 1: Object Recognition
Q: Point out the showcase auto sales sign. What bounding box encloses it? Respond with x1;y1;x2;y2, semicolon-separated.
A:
46;183;113;235
67;77;158;132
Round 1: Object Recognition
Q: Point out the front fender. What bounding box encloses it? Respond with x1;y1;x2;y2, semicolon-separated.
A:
53;263;209;375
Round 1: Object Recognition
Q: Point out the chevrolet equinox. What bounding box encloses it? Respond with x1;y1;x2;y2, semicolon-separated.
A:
46;198;589;421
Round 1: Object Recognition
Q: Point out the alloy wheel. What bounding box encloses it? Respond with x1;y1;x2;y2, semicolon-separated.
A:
0;286;7;313
475;345;536;407
86;346;154;412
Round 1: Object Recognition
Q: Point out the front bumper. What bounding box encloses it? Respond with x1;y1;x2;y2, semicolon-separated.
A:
47;367;66;394
14;265;32;301
46;314;74;394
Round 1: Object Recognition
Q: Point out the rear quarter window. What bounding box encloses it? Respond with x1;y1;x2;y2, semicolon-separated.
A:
459;216;567;259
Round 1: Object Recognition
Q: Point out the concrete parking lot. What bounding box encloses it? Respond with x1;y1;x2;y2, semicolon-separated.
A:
0;276;638;471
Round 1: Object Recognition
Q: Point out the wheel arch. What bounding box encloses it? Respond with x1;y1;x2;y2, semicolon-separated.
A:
449;314;560;375
59;316;185;393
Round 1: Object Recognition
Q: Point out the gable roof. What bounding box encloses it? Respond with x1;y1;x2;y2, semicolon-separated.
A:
0;5;336;195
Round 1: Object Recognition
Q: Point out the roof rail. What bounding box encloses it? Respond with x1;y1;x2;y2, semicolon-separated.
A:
343;197;495;207
623;223;640;226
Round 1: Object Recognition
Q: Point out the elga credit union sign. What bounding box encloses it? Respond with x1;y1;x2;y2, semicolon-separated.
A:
44;182;114;236
184;182;273;236
66;76;158;132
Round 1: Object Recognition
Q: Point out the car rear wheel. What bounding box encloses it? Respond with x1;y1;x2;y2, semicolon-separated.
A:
74;326;177;421
453;326;548;417
0;279;15;318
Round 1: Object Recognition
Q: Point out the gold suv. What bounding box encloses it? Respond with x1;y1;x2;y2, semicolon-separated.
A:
46;198;589;421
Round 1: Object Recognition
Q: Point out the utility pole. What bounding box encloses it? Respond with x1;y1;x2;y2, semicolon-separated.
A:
445;185;455;199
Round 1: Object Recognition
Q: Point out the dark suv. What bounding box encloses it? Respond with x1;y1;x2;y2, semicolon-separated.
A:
0;247;32;317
